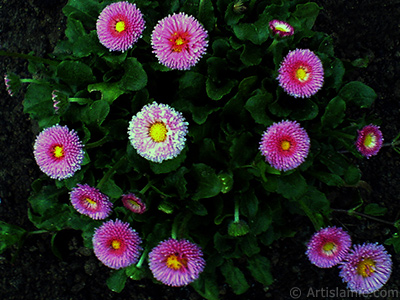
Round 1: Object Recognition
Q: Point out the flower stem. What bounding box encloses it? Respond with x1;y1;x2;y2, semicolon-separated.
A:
69;98;93;105
96;155;127;190
139;181;153;194
0;50;59;66
332;208;395;226
85;136;110;149
297;198;324;230
136;248;150;268
234;198;240;223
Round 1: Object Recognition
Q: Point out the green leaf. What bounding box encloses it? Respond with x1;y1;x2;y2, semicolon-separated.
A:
240;44;262;66
244;94;273;126
247;255;273;286
233;14;270;45
187;200;208;216
62;0;101;26
223;2;245;26
363;203;387;217
83;100;110;125
99;178;123;199
23;84;56;127
229;132;255;167
291;2;321;30
88;82;125;104
220;260;250;295
65;17;85;43
0;221;26;254
385;234;400;254
125;265;147;280
191;272;220;300
339;81;377;108
276;172;308;200
198;0;216;32
56;60;95;86
106;269;127;293
344;165;361;185
290;98;319;121
150;149;186;174
240;234;260;256
321;96;346;128
120;57;147;91
191;164;222;200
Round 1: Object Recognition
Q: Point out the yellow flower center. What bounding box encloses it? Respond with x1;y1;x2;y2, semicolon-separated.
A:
170;32;188;52
275;25;290;32
364;133;376;148
111;240;121;250
322;242;337;254
357;258;376;278
296;67;309;82
149;122;168;143
115;21;126;33
281;140;291;151
53;145;65;158
85;197;97;208
166;253;188;270
175;37;184;46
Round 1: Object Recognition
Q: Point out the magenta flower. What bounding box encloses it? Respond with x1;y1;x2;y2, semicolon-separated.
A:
96;1;145;52
277;49;324;98
269;20;294;37
355;124;383;158
122;193;146;214
33;124;84;180
339;243;392;294
70;184;113;220
93;219;142;269
128;102;188;163
4;73;21;97
151;13;208;70
148;238;205;287
306;226;352;268
259;120;310;171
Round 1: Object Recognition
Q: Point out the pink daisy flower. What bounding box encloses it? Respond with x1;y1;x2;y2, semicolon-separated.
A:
151;13;208;70
92;219;142;269
121;193;146;214
277;49;324;98
148;238;205;287
259;120;310;171
306;226;352;268
128;102;188;163
355;124;383;158
96;1;145;52
33;124;84;180
339;243;392;294
269;20;294;37
70;184;113;220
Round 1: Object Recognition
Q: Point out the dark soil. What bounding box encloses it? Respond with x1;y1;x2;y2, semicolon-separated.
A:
1;1;399;299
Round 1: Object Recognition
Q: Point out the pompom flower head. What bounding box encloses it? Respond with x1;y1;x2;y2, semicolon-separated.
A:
93;219;142;269
259;120;310;171
96;1;145;52
339;243;392;294
306;226;352;268
148;238;205;287
151;13;208;70
4;73;21;96
355;124;383;158
277;49;324;98
70;184;113;220
33;124;84;180
128;102;188;163
122;193;146;214
269;20;294;37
